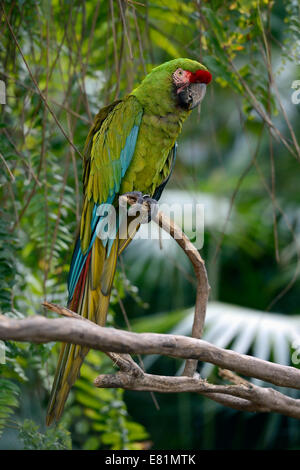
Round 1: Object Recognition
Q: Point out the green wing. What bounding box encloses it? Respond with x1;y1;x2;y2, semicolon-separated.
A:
46;95;143;426
79;95;143;254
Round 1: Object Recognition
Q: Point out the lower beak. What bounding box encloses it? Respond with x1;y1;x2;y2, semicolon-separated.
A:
177;83;207;110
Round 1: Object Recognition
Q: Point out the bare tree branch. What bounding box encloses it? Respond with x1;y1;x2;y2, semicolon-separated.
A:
119;194;210;377
94;369;300;420
1;313;300;391
1;313;300;419
151;209;210;376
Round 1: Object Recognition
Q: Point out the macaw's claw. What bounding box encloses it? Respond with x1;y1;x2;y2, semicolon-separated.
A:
120;191;158;223
122;191;143;204
141;195;159;222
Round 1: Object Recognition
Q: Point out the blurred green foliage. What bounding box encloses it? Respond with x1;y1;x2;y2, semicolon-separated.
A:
0;0;299;450
18;419;72;450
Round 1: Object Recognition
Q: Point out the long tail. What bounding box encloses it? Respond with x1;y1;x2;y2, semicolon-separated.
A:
46;235;119;426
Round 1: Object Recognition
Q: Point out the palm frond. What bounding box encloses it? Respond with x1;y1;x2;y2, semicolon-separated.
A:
138;302;300;380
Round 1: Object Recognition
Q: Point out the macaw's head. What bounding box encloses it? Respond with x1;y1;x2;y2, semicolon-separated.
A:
132;58;212;113
172;61;212;109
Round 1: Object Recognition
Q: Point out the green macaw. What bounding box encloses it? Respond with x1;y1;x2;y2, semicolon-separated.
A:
46;58;212;425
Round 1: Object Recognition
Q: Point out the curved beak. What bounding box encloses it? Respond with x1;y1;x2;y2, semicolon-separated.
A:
177;82;207;110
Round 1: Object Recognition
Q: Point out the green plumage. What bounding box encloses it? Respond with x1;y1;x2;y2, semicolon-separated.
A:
46;58;208;426
121;59;207;196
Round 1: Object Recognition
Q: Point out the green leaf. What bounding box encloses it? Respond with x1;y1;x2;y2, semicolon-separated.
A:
0;379;19;437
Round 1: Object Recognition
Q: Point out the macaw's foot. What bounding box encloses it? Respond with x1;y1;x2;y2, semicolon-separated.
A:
141;195;159;222
120;191;158;223
121;191;143;205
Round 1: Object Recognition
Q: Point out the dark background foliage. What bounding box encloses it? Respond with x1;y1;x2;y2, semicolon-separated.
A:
0;0;300;449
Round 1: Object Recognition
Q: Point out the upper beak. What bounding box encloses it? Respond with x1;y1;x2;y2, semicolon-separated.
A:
177;82;207;110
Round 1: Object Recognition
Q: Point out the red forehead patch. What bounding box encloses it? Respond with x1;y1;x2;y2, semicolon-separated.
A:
188;69;212;85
